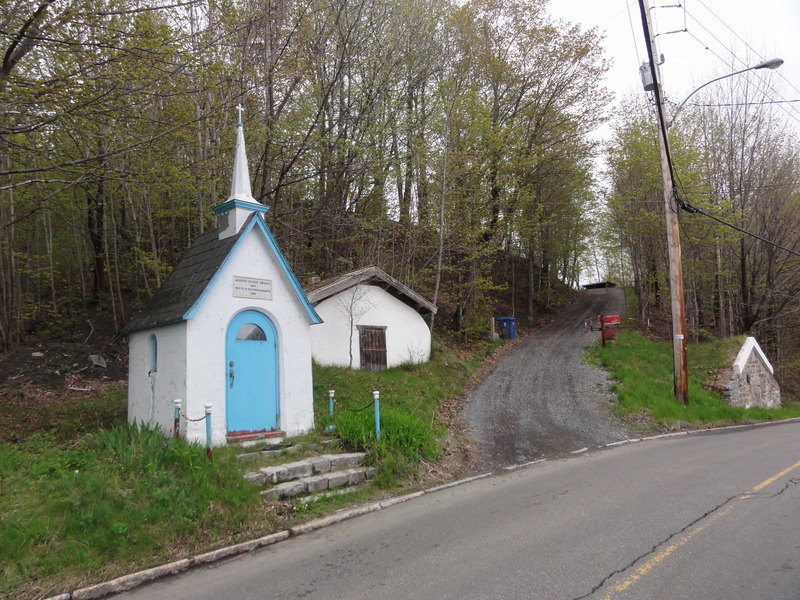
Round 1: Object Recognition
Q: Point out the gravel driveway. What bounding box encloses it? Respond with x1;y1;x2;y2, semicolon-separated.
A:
463;287;630;471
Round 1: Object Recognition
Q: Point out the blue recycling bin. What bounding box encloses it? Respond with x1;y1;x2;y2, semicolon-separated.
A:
497;317;516;340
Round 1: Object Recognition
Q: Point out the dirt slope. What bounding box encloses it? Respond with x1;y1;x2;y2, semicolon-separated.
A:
462;288;629;471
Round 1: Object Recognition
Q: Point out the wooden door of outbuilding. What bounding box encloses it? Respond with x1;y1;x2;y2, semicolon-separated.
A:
358;326;387;371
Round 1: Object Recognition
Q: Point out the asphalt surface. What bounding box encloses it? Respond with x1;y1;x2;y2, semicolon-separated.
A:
115;422;800;600
463;287;629;470
104;286;800;600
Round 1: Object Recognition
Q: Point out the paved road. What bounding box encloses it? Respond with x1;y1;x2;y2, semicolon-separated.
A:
464;288;629;470
116;422;800;600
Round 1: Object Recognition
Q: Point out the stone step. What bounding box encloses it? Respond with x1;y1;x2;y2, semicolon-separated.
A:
244;452;366;486
235;439;339;462
259;466;377;501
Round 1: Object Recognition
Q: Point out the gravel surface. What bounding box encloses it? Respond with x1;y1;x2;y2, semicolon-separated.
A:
463;287;630;471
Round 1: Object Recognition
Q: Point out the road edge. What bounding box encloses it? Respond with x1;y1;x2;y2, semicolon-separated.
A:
46;473;493;600
46;417;800;600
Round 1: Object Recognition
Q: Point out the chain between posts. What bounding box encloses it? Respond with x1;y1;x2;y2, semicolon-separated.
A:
172;400;214;461
327;390;381;440
179;410;209;422
327;388;377;412
331;397;378;412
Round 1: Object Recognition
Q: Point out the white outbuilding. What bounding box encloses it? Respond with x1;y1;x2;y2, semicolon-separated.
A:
306;266;437;371
122;119;321;445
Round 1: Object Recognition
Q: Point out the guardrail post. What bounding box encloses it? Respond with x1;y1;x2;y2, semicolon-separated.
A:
373;390;381;441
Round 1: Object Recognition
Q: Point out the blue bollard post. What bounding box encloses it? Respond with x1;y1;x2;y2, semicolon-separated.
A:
173;399;181;439
204;404;213;462
326;390;337;431
373;390;381;441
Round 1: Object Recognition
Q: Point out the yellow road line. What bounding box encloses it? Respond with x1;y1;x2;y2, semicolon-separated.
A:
600;458;800;599
599;504;735;599
751;459;800;492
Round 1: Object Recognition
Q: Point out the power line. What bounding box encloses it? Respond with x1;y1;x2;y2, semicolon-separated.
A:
656;5;800;258
679;200;800;258
668;148;800;260
692;99;800;107
685;2;800;125
625;0;643;67
670;170;800;263
681;26;800;127
696;0;800;99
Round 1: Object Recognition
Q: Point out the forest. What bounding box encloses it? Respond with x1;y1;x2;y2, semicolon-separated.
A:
606;82;800;394
2;0;799;394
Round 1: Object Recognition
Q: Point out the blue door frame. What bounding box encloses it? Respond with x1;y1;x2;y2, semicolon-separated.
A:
225;310;279;435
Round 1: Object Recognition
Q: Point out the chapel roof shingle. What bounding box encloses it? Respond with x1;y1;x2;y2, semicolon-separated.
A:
121;225;240;334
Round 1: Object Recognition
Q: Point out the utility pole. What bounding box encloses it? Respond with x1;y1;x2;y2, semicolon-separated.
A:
638;0;689;404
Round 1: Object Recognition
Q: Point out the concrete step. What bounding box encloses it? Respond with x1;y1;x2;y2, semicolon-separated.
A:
226;429;285;446
243;452;366;486
259;466;377;501
235;439;339;462
243;452;374;501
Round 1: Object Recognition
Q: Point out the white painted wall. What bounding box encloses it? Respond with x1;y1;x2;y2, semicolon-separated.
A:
185;229;314;444
311;285;431;369
127;222;316;446
127;322;187;434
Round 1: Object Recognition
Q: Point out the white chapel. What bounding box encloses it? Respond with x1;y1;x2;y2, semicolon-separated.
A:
122;115;321;445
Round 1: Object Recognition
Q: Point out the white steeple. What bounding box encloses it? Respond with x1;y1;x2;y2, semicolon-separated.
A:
228;105;256;203
214;106;268;240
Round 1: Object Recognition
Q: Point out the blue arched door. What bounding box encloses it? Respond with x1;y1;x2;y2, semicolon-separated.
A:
225;310;279;436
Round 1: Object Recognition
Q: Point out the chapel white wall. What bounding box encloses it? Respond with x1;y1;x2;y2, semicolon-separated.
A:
127;322;187;434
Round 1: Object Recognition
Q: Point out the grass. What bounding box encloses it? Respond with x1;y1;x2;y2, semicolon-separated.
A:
588;330;800;432
7;323;796;598
312;339;497;485
0;425;268;599
0;338;494;600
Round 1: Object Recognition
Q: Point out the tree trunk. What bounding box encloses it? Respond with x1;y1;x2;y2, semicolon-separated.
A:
87;182;107;298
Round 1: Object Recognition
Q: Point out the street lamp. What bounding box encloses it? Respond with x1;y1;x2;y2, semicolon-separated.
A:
637;0;783;405
667;58;784;127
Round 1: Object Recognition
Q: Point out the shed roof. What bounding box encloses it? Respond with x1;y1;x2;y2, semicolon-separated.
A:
121;213;321;334
582;281;617;289
306;266;437;317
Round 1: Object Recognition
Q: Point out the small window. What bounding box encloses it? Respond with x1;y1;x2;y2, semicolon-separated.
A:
150;334;158;372
236;323;267;341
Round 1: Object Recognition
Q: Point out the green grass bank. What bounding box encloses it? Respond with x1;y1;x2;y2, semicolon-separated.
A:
4;327;800;599
0;340;493;600
587;330;800;431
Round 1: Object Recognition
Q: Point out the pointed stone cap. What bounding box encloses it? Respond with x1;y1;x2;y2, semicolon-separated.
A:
228;121;257;203
733;336;774;375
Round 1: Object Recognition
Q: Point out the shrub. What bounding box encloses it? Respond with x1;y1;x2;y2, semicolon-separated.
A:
332;407;441;472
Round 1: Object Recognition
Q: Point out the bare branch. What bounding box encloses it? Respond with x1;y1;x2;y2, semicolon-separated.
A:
1;1;52;83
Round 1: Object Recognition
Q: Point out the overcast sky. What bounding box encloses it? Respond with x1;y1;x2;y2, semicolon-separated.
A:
547;0;800;133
